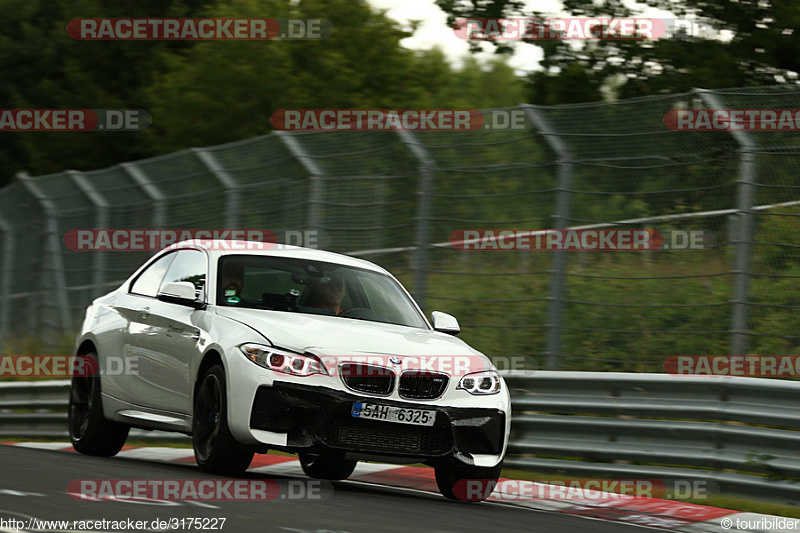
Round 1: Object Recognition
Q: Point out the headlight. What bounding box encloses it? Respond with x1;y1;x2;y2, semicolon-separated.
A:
240;343;328;377
457;370;501;395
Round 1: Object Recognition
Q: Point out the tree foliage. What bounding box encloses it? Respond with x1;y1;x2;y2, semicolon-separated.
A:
0;0;526;185
436;0;800;102
0;0;210;180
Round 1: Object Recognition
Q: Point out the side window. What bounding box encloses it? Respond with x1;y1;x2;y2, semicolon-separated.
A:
130;253;176;297
159;250;207;300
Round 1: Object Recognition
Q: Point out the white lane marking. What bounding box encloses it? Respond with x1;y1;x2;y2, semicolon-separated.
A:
249;461;306;476
352;462;410;476
8;443;72;451
0;443;760;533
115;447;194;461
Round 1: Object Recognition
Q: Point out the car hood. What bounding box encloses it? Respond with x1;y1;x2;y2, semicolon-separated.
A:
215;307;485;359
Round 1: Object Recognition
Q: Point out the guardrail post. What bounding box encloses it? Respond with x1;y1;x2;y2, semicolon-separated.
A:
0;213;13;343
395;129;435;311
121;162;166;228
193;148;240;228
17;172;72;339
697;89;757;356
67;170;108;298
275;131;325;236
522;105;573;370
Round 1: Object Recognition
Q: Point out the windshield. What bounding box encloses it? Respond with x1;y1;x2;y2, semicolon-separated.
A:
217;255;427;329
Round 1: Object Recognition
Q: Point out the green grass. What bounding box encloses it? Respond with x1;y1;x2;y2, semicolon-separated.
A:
392;233;800;373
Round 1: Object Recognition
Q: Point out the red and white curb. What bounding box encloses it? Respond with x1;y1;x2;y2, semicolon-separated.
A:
4;442;798;532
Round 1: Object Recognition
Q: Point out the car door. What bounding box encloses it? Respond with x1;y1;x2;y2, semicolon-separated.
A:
106;252;177;406
131;249;208;414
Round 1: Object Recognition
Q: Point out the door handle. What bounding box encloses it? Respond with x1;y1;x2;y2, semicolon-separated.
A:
137;307;150;320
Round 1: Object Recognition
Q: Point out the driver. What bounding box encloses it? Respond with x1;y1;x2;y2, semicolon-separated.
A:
220;260;245;304
305;276;345;313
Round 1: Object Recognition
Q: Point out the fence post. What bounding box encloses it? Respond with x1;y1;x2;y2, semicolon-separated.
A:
193;148;240;228
522;105;573;370
275;131;325;234
121;162;166;228
697;89;757;356
0;214;12;343
67;170;108;298
16;172;72;338
395;129;435;312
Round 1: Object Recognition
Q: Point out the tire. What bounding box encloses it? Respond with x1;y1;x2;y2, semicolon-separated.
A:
435;459;503;502
299;448;357;481
68;352;129;456
193;365;254;476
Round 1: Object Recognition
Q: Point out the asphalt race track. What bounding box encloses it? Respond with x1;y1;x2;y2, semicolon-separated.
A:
0;445;660;533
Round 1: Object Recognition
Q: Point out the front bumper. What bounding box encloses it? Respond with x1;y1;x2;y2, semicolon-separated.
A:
248;382;506;464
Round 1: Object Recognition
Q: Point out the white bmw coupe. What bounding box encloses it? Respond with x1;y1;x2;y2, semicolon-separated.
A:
69;240;510;500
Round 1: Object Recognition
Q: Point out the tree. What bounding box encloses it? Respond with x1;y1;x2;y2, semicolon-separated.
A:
0;0;212;185
0;0;528;183
436;0;800;101
145;0;528;152
145;0;422;151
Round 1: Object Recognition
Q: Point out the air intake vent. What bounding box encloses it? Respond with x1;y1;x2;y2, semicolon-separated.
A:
340;363;395;395
328;419;451;455
399;371;449;400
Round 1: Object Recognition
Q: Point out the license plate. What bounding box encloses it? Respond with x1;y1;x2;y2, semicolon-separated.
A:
351;402;435;426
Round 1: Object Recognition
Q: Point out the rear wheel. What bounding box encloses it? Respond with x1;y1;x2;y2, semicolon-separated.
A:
299;448;357;480
193;365;253;476
68;352;129;456
435;459;503;502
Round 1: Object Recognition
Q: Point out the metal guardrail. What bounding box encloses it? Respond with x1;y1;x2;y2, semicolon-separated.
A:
504;372;800;504
1;373;798;503
0;379;190;443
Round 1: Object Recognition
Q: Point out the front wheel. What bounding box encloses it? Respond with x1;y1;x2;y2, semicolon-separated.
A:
299;448;357;480
193;365;253;476
435;459;503;502
68;353;129;456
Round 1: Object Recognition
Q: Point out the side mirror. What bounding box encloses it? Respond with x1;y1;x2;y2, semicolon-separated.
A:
431;311;460;336
158;282;204;309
